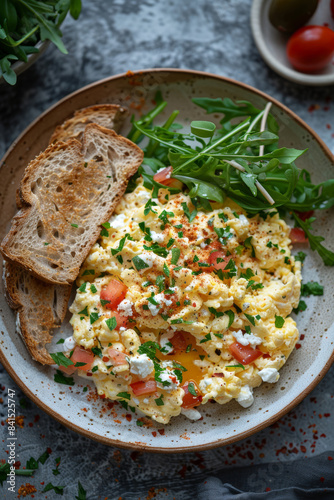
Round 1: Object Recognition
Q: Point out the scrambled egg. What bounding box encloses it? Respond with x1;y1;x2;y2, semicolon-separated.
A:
69;179;301;424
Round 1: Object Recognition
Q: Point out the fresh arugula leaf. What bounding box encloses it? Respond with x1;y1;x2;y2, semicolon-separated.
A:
293;214;334;266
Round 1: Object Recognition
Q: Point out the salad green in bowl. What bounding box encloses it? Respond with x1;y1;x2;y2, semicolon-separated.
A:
0;0;81;85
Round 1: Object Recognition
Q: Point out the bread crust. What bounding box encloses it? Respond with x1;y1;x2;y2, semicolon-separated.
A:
3;260;71;364
1;125;143;284
49;104;127;144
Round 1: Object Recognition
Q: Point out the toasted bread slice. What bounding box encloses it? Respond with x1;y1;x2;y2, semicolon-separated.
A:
3;260;71;364
1;124;143;285
4;107;130;364
49;104;127;144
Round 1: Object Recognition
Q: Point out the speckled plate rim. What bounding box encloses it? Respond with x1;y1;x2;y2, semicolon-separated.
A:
1;68;334;453
251;0;334;86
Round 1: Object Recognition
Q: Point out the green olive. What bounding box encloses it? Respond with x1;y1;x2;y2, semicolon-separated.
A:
269;0;318;34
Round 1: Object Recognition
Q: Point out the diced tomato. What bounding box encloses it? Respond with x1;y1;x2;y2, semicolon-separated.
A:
181;381;202;409
208;250;231;271
71;346;94;371
229;342;262;365
153;166;183;189
100;279;127;309
130;380;157;396
108;348;128;366
296;210;314;221
105;311;128;329
290;227;308;244
59;346;95;373
59;364;76;375
170;331;188;353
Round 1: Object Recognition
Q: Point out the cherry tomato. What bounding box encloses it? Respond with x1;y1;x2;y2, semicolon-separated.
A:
130;380;157;396
170;331;188;353
181;381;202;409
59;346;94;374
290;227;308;244
229;342;262;365
287;26;334;73
153;166;183;189
208;250;231;271
100;279;128;309
107;348;128;366
295;210;314;221
331;0;334;20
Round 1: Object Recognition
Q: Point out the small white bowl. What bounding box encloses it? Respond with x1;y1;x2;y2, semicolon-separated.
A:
251;0;334;86
0;40;50;85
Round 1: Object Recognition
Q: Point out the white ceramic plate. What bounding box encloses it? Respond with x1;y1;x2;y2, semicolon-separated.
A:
251;0;334;86
0;69;333;452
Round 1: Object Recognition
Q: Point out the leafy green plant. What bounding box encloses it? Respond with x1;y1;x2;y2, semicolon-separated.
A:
128;94;334;266
0;0;81;85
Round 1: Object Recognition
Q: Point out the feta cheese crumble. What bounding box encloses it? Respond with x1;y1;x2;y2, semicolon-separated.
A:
117;299;133;316
109;213;127;229
63;336;76;351
258;367;280;383
237;385;254;408
130;354;154;378
232;329;262;348
181;408;202;421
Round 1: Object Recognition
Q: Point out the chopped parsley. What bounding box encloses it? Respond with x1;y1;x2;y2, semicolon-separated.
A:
82;269;95;276
163;262;170;277
159;210;174;229
132;255;150;271
275;315;285;328
111;233;133;256
214;226;234;245
100;299;110;307
91;347;102;358
244;236;255;257
139;221;152;241
244;313;256;326
71;223;78;228
100;222;111;237
295;251;307;263
143;242;168;258
117;392;131;400
90;284;97;293
167;238;175;248
155;394;164;406
156;275;165;293
171;247;180;265
226;363;245;370
54;370;74;386
78;282;87;292
90;312;99;324
188;382;197;396
293;300;307;314
50;352;73;368
218;212;228;222
144;198;158;216
181;201;197;222
200;333;211;343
